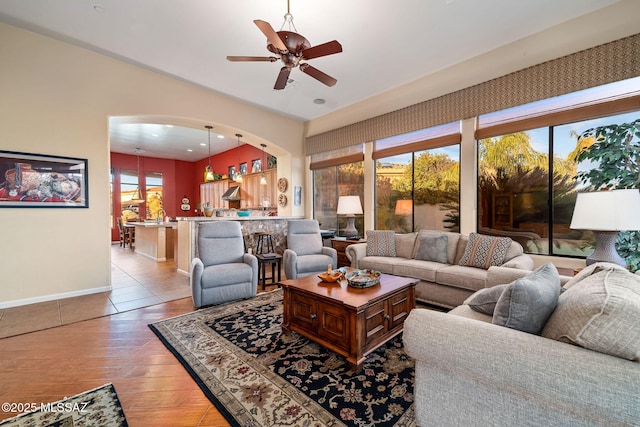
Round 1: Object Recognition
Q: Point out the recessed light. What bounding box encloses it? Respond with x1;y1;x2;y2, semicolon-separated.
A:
151;133;159;137
313;98;326;105
187;149;193;152
200;143;206;146
165;124;173;128
217;135;224;139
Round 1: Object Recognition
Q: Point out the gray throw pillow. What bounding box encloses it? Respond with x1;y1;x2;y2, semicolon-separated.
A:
466;284;508;315
492;263;561;335
414;234;448;263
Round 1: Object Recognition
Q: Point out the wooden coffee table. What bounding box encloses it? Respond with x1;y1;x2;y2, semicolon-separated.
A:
280;271;417;371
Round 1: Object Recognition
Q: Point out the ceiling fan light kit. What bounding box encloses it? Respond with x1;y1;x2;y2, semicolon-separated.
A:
227;0;342;90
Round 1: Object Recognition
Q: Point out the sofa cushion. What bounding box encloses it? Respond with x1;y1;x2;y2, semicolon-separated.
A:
465;284;509;315
393;259;447;283
563;262;628;290
542;268;640;361
414;234;448;263
358;256;401;275
394;232;417;259
435;265;489;291
492;263;560;335
366;230;396;257
414;230;460;264
459;233;512;270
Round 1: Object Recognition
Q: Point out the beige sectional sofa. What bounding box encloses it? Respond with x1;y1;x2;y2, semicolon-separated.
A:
345;230;534;308
403;263;640;426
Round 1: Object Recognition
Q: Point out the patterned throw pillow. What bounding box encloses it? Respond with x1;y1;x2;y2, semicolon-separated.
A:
366;230;397;257
458;232;512;270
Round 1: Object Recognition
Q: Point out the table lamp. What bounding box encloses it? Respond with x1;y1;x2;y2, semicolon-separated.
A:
337;195;363;239
570;189;640;267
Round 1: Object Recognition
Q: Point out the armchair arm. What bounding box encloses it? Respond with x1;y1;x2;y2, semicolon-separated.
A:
283;249;298;280
190;257;204;308
345;243;367;268
243;253;259;290
500;254;534;270
321;247;338;268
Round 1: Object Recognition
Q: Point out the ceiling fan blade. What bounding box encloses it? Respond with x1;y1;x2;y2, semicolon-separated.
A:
274;67;291;90
302;40;343;60
254;20;287;52
227;56;278;62
300;64;337;87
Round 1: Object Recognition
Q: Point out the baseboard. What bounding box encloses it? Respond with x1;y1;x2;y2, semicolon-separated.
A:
0;285;113;309
176;268;190;277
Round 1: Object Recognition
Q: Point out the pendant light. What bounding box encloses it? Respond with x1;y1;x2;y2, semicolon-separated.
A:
130;148;145;203
204;125;215;183
234;133;243;183
260;143;267;185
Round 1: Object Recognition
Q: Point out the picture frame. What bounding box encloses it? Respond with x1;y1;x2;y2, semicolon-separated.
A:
239;162;247;175
228;165;235;178
294;186;302;206
251;159;262;173
0;150;88;208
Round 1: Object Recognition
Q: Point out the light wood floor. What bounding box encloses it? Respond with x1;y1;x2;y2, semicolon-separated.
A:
0;247;282;426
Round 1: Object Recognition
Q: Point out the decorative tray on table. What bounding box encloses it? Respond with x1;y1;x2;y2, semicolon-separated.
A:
345;269;381;288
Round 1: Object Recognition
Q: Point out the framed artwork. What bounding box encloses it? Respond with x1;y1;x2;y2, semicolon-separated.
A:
251;159;262;173
239;162;247;175
294;186;302;206
228;165;235;178
0;150;88;208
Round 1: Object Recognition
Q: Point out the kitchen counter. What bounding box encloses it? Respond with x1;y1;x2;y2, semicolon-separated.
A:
129;221;177;261
175;216;303;276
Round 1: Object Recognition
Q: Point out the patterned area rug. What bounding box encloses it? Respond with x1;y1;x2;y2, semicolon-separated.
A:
0;383;127;427
149;289;416;427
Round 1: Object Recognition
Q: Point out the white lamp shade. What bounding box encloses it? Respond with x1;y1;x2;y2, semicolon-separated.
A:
337;196;363;215
570;189;640;231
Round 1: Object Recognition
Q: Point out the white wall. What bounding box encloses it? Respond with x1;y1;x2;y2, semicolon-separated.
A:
0;23;305;307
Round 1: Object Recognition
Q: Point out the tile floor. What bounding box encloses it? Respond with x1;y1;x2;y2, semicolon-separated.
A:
0;244;192;339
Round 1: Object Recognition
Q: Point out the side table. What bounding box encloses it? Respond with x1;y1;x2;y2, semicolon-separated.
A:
256;253;282;290
331;238;365;268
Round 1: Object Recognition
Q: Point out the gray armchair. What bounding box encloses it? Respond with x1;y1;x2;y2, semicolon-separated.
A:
283;219;337;279
190;221;258;308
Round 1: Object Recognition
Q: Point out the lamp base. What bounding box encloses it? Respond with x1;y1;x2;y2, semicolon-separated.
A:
586;231;626;267
343;215;358;239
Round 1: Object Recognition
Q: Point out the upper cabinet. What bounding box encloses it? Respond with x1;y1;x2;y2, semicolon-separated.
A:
200;179;232;210
240;169;277;209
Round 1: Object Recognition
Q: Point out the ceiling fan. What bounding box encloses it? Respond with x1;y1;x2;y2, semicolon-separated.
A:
227;0;343;90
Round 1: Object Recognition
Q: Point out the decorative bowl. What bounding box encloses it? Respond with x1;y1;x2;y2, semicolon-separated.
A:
345;269;381;288
317;271;343;282
237;211;250;217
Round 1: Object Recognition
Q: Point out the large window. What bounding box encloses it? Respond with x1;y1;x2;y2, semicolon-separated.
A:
478;110;639;257
312;146;364;237
374;123;461;233
145;171;164;219
120;169;141;221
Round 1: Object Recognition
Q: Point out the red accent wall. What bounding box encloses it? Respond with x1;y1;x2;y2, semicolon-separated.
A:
109;145;267;241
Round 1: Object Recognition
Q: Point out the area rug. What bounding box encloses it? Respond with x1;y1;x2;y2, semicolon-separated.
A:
0;383;127;427
149;289;416;427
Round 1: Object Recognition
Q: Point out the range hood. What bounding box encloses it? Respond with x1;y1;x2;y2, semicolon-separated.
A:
221;185;240;200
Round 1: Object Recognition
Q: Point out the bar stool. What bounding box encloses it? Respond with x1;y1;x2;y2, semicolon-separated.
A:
242;233;251;253
253;231;274;254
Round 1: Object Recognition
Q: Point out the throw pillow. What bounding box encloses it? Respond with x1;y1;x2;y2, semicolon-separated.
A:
466;284;508;315
458;233;512;270
366;230;397;257
542;268;640;361
492;263;561;335
414;234;448;263
394;233;417;259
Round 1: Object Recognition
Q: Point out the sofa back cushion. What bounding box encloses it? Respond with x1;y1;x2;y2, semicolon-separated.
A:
542;267;640;361
458;232;512;270
394;232;417;259
413;230;460;264
366;230;397;257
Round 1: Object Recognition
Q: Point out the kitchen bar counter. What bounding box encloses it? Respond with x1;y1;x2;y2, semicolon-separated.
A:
175;216;303;276
129;221;177;261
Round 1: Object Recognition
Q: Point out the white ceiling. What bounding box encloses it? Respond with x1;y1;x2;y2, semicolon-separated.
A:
0;0;622;161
